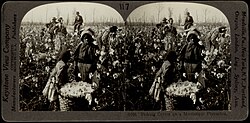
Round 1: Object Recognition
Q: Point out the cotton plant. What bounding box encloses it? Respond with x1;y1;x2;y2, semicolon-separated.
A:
19;24;232;111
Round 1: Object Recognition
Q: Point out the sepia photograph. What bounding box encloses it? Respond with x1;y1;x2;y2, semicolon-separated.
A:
19;2;231;112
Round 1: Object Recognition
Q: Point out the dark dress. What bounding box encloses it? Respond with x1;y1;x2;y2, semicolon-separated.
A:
73;42;99;82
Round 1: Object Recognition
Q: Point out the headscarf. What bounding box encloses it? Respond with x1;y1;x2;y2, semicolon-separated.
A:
58;49;71;62
80;28;95;43
186;28;201;43
164;50;177;63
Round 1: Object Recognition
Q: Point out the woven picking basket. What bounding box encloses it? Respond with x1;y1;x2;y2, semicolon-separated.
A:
165;95;175;111
58;95;72;111
164;81;200;110
59;95;91;111
58;81;94;111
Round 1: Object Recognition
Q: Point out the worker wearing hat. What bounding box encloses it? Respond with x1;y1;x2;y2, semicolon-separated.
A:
186;27;201;41
166;18;177;36
184;11;194;30
73;28;99;82
45;17;58;40
155;17;169;40
164;18;178;51
162;17;168;24
57;17;63;23
73;11;84;34
52;17;57;21
205;26;227;54
161;17;168;29
54;17;67;37
97;26;118;51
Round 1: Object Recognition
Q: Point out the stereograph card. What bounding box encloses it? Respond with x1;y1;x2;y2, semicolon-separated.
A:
1;1;248;121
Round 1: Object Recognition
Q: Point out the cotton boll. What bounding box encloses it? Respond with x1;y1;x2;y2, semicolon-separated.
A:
206;50;210;56
92;82;98;89
204;56;209;62
93;41;98;45
94;98;98;105
113;73;119;79
207;88;211;93
190;93;196;104
45;66;50;73
109;48;114;55
183;73;186;78
52;55;56;59
85;93;92;105
97;63;101;69
102;88;106;93
89;73;93;79
95;50;100;55
217;60;225;68
216;73;221;79
195;72;199;79
47;57;52;62
198;41;203;45
199;97;204;104
202;63;208;69
166;87;171;93
78;73;81;78
213;49;218;55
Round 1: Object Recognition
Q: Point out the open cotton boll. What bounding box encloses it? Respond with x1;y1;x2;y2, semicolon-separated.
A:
189;93;196;104
92;41;98;45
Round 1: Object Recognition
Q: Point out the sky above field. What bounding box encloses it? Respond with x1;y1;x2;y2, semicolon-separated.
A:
22;2;124;24
127;2;229;24
22;2;229;24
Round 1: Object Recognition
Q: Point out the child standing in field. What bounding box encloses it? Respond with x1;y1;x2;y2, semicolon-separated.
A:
43;49;71;111
149;51;177;110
